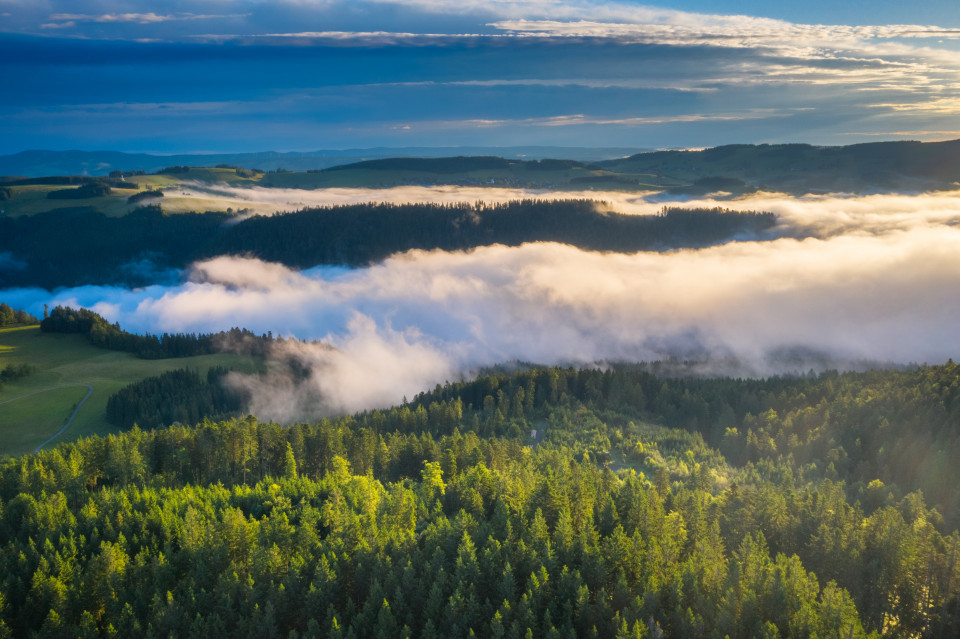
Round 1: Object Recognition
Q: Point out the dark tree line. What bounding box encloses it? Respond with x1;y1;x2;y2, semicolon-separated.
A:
46;183;113;199
214;201;774;269
40;306;275;360
0;363;34;393
127;189;163;204
0;176;129;188
0;205;230;288
106;367;247;429
0;201;774;289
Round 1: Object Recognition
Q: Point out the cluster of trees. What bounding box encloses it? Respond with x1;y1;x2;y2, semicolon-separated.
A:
106;367;247;429
0;201;775;289
0;363;34;391
210;164;266;177
127;190;163;204
0;187;11;201
1;176;128;188
0;302;37;327
668;176;754;195
40;306;275;360
108;170;146;178
156;166;192;174
46;182;113;199
4;360;960;636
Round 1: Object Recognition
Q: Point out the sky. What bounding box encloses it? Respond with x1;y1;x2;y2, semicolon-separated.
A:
1;0;960;153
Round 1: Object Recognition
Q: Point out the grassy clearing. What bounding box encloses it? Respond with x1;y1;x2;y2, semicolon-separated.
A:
0;326;261;457
0;170;261;219
133;168;262;187
1;184;142;218
0;386;90;457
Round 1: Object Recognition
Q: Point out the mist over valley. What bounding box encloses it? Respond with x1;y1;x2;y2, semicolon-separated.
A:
3;0;960;634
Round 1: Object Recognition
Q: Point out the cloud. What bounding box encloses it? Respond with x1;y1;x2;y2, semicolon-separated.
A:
158;184;960;240
6;2;960;152
47;12;245;24
226;315;461;419
488;18;960;44
159;183;669;217
5;189;960;419
869;97;960;114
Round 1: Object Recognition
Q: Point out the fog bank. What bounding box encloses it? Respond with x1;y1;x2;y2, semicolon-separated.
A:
176;183;960;240
5;187;960;420
4;230;958;418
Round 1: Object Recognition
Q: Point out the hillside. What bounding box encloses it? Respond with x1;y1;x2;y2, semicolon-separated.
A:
1;362;960;636
599;139;960;193
3;139;959;195
0;323;261;457
0;147;646;178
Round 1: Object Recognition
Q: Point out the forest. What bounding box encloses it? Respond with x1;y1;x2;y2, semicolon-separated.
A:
1;358;960;637
40;306;277;360
0;202;775;289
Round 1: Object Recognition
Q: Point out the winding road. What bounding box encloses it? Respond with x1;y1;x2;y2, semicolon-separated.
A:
0;384;95;453
34;385;94;452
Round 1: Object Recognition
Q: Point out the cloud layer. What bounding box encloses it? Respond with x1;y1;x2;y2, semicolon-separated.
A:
5;189;960;419
168;183;960;239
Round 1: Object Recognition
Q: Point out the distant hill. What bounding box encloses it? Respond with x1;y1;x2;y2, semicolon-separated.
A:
3;139;959;193
0;147;646;178
598;139;960;193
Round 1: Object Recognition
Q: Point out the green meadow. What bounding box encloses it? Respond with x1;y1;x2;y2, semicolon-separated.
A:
0;325;259;457
0;169;262;218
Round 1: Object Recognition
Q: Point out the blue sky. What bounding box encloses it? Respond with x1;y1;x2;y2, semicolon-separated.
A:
1;0;959;153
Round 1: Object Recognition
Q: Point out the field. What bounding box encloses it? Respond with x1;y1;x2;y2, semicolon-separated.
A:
0;325;261;457
0;168;263;218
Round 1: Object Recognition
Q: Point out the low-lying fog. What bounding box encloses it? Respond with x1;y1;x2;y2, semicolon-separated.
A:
173;183;960;238
4;188;960;420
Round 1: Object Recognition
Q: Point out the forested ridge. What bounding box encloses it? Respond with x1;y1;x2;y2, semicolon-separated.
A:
215;202;774;270
0;202;775;288
1;363;960;636
105;367;247;430
40;306;275;360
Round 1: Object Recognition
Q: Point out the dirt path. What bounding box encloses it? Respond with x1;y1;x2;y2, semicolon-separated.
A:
17;384;95;453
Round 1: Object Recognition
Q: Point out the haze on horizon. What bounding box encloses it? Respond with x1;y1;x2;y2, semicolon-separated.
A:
2;0;960;154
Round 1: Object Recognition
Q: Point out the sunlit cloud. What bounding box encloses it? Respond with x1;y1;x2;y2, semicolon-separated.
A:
46;12;246;24
4;0;960;153
869;97;960;114
159;185;960;239
5;188;960;418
